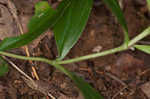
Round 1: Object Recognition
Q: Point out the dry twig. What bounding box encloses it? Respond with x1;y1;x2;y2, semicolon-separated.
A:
3;56;56;99
7;0;39;80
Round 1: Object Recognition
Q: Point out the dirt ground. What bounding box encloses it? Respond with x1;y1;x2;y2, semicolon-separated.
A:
0;0;150;99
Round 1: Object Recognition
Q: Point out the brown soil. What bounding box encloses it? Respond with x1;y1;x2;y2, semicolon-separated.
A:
0;0;150;99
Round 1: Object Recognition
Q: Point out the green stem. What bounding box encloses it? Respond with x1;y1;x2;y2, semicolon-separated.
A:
0;51;54;65
0;45;126;65
0;26;149;65
56;44;127;64
124;29;129;46
128;26;150;46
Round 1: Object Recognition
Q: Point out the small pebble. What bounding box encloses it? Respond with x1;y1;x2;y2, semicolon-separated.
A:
92;45;103;53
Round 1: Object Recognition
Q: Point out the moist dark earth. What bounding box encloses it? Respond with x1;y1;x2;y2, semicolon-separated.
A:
0;0;150;99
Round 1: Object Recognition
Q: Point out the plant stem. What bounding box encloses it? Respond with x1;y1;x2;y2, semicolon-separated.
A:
0;26;149;65
128;27;150;46
0;45;126;65
56;45;127;64
124;29;129;46
0;51;54;65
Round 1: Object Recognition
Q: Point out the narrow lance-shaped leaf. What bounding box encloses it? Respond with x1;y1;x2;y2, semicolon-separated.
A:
54;0;93;60
103;0;129;43
0;56;9;76
134;45;150;54
147;0;150;12
53;63;103;99
0;1;70;51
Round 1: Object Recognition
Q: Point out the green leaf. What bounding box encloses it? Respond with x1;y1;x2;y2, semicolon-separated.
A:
0;1;70;51
70;73;104;99
28;1;55;30
54;0;93;60
53;63;103;99
147;0;150;12
0;57;9;76
103;0;129;43
134;45;150;54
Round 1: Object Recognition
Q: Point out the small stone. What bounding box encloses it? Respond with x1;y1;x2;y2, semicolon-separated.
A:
92;45;103;53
